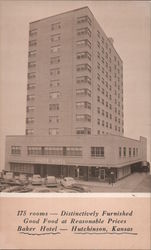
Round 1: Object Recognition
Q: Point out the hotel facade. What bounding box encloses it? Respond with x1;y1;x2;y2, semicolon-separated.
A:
5;7;147;181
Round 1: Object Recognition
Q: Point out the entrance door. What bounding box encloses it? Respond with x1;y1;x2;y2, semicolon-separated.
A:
99;169;105;180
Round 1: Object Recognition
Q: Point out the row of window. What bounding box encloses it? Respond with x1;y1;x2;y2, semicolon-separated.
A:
76;88;91;97
119;147;139;158
76;114;91;122
77;27;91;37
97;105;123;116
27;146;80;156
28;146;83;157
10;163;33;173
26;104;123;118
77;63;91;72
26;116;123;126
11;144;139;159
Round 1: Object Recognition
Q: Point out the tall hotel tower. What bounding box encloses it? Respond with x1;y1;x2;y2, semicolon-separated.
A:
5;7;147;181
26;7;123;137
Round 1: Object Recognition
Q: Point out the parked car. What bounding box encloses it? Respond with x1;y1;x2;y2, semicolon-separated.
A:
60;177;76;188
31;175;42;185
4;172;14;180
45;176;58;187
60;177;90;192
18;174;29;185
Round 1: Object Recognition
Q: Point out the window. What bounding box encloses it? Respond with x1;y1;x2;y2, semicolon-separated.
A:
97;41;100;48
119;147;122;157
97;73;100;80
77;27;91;37
49;104;59;111
97;107;100;114
97;30;100;38
27;83;36;90
100;57;104;65
77;39;91;49
44;146;62;156
102;109;104;116
29;29;37;37
11;146;21;155
29;50;36;57
97;62;100;69
76;127;91;135
26;106;35;112
50;68;60;76
51;22;61;31
50;56;60;64
27;94;35;101
50;80;60;87
76;101;91;109
49;91;60;99
27;146;42;155
26;129;34;135
49;128;59;135
76;114;91;122
29;40;37;46
91;147;104;157
28;72;36;79
76;88;91;97
50;45;60;53
49;116;59;123
76;76;91;85
51;34;61;42
129;148;131;157
77;16;92;26
97;84;100;91
26;117;34;124
76;64;91;72
64;147;82;156
123;147;126;157
10;163;33;173
97;119;100;125
97;96;100;102
133;148;135;157
77;52;91;61
28;61;36;68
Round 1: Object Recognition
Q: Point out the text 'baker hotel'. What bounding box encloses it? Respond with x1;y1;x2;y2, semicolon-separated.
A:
5;7;147;182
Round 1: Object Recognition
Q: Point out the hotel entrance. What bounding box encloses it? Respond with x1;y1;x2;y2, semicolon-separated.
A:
88;167;106;181
99;168;105;181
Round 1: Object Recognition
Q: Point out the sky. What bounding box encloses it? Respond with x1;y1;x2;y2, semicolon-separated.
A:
0;1;150;171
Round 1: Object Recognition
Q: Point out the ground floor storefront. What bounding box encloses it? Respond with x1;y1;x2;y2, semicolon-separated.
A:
9;162;136;182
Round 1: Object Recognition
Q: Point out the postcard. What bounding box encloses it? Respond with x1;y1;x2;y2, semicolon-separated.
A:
0;1;150;249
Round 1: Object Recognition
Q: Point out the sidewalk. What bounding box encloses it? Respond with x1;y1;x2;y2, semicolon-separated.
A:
76;173;151;192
